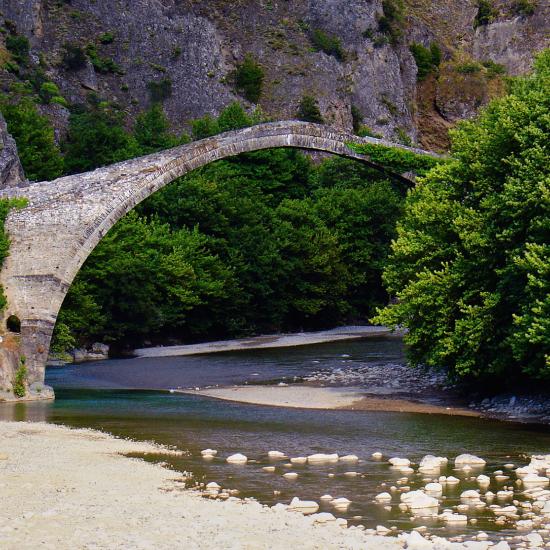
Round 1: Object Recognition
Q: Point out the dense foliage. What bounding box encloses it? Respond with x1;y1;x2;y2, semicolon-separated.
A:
409;43;442;81
374;50;550;382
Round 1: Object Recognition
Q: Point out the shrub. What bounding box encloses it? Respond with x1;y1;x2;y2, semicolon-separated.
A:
410;42;442;80
62;42;87;71
38;82;62;104
310;29;344;61
296;95;324;124
147;77;172;103
456;61;483;74
13;358;27;398
512;0;536;15
232;54;264;103
85;44;124;75
6;35;29;66
99;32;115;44
378;0;405;45
482;60;506;78
351;105;363;133
474;0;498;28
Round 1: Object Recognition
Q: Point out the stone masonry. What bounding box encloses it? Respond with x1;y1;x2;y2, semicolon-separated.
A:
0;121;437;398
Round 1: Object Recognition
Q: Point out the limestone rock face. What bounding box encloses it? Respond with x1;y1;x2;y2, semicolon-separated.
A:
0;114;26;189
0;0;547;148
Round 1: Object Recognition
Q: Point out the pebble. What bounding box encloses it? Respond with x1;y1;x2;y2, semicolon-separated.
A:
268;451;286;459
290;457;307;465
283;472;298;480
262;466;276;473
226;453;247;464
340;454;359;463
371;452;383;460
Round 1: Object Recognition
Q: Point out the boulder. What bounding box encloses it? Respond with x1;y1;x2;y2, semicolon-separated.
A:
288;497;319;514
226;453;247;464
455;454;486;466
307;453;338;464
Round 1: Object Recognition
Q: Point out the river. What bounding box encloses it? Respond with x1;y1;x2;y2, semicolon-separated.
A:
2;336;550;542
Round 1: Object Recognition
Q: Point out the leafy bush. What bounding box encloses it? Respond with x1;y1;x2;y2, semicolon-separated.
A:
474;0;498;28
456;61;483;74
38;82;63;104
296;95;324;124
99;32;115;44
482;60;506;78
409;43;442;80
232;54;264;103
6;35;29;66
85;44;124;75
310;29;344;61
0;97;64;181
378;0;405;45
147;77;172;103
512;0;536;15
62;42;87;71
13;358;27;398
134;103;183;154
373;49;550;383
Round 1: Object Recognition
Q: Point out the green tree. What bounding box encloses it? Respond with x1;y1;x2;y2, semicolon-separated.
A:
134;103;183;154
63;105;140;173
232;54;264;103
296;95;324;123
0;97;64;181
373;49;550;382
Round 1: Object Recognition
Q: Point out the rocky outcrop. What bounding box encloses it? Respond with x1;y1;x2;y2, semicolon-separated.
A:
0;113;26;189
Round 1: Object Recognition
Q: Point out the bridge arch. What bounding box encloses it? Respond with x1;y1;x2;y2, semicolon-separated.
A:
0;121;435;393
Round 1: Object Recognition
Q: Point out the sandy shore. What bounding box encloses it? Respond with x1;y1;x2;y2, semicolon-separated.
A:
182;385;481;416
0;421;404;550
134;325;396;358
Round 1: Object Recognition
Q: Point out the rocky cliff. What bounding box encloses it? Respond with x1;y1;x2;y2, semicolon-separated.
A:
0;0;548;151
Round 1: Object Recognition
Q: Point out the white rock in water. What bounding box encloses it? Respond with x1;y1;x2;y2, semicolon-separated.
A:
283;472;298;480
477;474;491;485
375;492;392;502
461;489;481;500
340;454;359;462
343;471;358;477
445;476;460;484
268;451;286;459
419;455;447;471
201;449;217;456
307;453;339;464
522;473;549;488
371;452;383;460
288;497;319;514
424;482;443;496
400;490;439;510
331;497;351;510
226;453;247;464
310;512;336;523
493;542;511;550
455;454;486;466
376;525;390;535
440;511;468;523
389;457;411;467
515;465;539;477
497;490;514;499
290;457;307;464
205;482;220;495
262;466;276;473
320;494;333;501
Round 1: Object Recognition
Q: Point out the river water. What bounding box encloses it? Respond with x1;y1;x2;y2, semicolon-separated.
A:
2;337;550;541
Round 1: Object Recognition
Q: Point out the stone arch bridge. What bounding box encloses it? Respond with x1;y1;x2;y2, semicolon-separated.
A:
0;121;436;397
